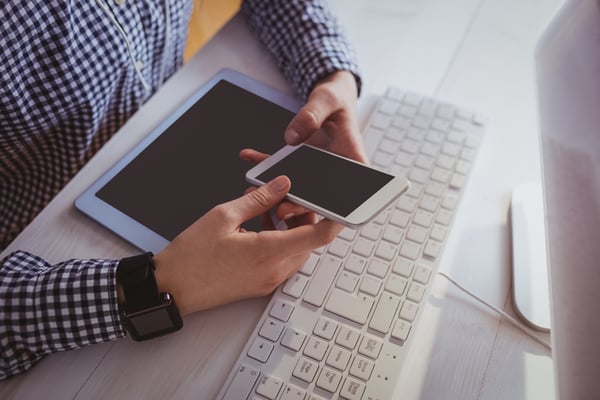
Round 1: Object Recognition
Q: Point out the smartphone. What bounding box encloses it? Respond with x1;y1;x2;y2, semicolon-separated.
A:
245;144;410;228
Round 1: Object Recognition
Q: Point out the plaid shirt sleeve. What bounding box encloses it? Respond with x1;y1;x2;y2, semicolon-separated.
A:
242;0;362;100
0;0;361;381
0;251;125;380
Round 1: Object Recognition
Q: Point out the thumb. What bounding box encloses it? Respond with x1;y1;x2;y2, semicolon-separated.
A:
285;98;331;145
224;175;291;228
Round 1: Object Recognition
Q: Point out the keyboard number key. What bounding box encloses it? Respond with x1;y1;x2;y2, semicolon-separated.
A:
293;357;319;383
349;356;375;381
316;367;343;393
303;336;329;361
336;326;361;350
326;346;352;371
340;378;366;400
313;318;337;340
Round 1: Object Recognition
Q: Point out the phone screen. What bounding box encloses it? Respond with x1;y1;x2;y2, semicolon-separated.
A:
256;146;395;217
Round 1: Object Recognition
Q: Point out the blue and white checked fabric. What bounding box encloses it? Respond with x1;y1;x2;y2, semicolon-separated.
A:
0;0;360;380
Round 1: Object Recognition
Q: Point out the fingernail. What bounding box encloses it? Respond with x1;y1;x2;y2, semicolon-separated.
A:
270;176;289;192
285;128;300;144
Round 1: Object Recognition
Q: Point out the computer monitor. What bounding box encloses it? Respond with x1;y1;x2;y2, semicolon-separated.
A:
536;1;600;398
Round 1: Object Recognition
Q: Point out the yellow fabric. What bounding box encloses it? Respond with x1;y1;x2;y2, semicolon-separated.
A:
184;0;242;62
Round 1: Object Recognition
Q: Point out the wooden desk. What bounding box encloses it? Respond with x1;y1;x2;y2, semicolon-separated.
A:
0;1;562;399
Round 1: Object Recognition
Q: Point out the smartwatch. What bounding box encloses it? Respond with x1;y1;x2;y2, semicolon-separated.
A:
116;252;183;341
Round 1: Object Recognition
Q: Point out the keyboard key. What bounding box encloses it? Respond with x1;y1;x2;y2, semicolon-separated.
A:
406;225;428;244
326;346;352;371
391;320;411;342
406;282;426;302
399;241;421;260
281;328;306;352
336;326;361;349
293;357;319;383
360;223;382;241
413;209;434;228
392;258;414;277
313;318;337;340
349;356;375;381
247;338;274;363
259;318;285;342
369;293;401;334
329;238;350;258
353;237;375;257
359;275;382;296
303;255;342;307
367;258;390;279
375;241;397;261
255;376;283;400
430;224;447;242
423;240;442;259
385;274;407;296
413;264;432;284
304;336;329;361
336;271;359;293
358;336;383;359
345;254;367;274
389;210;410;228
299;253;319;275
316;367;342;393
269;300;294;322
325;289;375;325
282;273;309;299
340;378;366;400
399;300;419;321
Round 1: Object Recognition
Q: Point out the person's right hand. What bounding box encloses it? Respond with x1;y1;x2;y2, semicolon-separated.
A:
153;175;342;316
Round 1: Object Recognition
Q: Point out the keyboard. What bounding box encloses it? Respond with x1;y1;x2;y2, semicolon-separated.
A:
218;88;486;400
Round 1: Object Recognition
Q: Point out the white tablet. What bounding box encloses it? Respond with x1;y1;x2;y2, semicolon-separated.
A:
75;69;301;253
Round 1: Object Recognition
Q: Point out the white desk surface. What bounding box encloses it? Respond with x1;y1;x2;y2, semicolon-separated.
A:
0;0;563;399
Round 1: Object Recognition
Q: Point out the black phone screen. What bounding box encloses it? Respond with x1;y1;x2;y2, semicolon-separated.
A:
256;146;394;217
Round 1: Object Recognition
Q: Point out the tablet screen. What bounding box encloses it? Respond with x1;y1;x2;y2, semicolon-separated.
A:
95;80;294;240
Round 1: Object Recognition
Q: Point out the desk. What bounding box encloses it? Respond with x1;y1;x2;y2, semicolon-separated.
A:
0;1;562;399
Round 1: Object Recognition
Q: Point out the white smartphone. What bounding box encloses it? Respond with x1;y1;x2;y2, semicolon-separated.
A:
245;144;410;228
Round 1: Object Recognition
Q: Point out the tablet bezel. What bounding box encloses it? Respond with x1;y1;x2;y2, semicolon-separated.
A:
75;68;301;253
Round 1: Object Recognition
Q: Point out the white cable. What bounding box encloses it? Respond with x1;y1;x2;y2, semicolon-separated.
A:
95;0;152;96
436;271;552;350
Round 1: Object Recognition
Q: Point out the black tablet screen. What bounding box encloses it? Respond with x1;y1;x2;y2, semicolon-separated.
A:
96;80;294;240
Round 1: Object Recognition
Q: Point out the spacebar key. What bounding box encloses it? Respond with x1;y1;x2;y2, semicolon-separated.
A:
303;255;342;307
325;288;375;325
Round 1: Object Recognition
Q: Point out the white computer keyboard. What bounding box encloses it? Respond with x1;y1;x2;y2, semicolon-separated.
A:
218;88;486;400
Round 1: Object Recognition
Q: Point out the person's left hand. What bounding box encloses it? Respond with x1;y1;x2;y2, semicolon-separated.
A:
284;70;368;163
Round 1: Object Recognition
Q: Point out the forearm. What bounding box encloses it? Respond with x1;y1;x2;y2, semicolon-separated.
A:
241;0;362;100
0;251;125;380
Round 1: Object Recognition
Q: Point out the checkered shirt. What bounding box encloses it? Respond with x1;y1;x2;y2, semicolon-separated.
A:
0;0;360;380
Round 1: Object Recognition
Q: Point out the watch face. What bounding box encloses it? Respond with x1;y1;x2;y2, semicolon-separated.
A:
129;308;175;337
125;297;183;341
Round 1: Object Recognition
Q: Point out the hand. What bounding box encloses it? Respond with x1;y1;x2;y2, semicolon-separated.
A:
284;70;368;163
153;175;341;316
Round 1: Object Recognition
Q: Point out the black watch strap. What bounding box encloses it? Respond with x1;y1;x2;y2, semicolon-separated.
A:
117;252;161;313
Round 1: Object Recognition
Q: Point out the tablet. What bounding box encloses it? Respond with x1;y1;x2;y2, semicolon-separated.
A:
75;69;301;253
